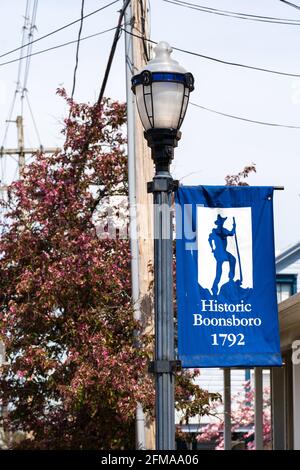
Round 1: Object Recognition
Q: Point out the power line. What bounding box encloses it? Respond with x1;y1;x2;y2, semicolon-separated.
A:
0;26;118;68
122;29;300;78
17;1;43;151
1;91;18;149
71;0;85;100
21;0;39;118
16;0;31;90
60;1;130;174
280;0;300;11
1;10;117;155
0;0;120;61
163;0;300;25
190;101;300;129
22;0;39;96
138;0;150;62
97;0;131;104
1;1;31;149
2;18;300;80
25;92;42;147
173;45;300;78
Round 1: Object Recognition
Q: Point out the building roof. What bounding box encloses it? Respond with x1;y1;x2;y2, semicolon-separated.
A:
279;292;300;351
276;241;300;271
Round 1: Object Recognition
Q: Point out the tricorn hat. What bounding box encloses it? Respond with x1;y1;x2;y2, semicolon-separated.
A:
215;214;227;225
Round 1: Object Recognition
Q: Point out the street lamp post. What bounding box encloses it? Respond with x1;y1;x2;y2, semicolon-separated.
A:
132;41;194;450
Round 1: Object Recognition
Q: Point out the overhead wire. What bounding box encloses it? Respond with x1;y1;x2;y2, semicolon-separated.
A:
120;28;300;129
3;4;119;150
1;0;120;195
16;0;31;91
0;0;120;61
1;6;300;78
189;102;300;129
0;26;118;68
1;92;18;150
3;0;300;152
71;0;85;100
21;0;39;118
18;0;40;156
2;3;299;79
2;1;42;180
21;0;38;96
23;0;38;93
138;0;150;62
1;1;33;188
97;0;131;104
25;92;42;147
279;0;300;11
49;0;132;188
121;29;300;78
1;0;31;153
163;0;300;25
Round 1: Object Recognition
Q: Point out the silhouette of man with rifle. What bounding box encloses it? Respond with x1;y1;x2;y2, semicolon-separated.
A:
208;215;236;295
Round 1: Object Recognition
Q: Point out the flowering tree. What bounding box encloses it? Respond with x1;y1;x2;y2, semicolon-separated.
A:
0;90;154;449
0;90;218;449
197;383;271;450
225;164;256;186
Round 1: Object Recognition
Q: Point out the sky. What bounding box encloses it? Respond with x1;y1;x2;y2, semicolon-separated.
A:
0;0;300;251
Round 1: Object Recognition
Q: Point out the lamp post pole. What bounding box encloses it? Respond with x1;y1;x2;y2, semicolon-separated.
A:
146;129;180;450
132;42;194;450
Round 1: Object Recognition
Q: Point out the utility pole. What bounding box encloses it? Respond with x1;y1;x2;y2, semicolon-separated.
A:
124;0;155;450
0;116;60;195
16;116;25;174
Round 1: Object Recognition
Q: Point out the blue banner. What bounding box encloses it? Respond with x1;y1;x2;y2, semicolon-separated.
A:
175;186;282;367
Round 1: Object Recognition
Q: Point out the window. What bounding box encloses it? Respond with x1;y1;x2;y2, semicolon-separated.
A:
276;274;297;303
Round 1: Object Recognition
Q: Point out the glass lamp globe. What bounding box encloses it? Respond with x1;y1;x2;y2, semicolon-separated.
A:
131;41;194;131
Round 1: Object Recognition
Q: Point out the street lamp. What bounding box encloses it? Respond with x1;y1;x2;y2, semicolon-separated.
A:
132;41;194;450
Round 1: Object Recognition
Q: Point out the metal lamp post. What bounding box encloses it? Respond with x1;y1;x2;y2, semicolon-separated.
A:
132;41;194;450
